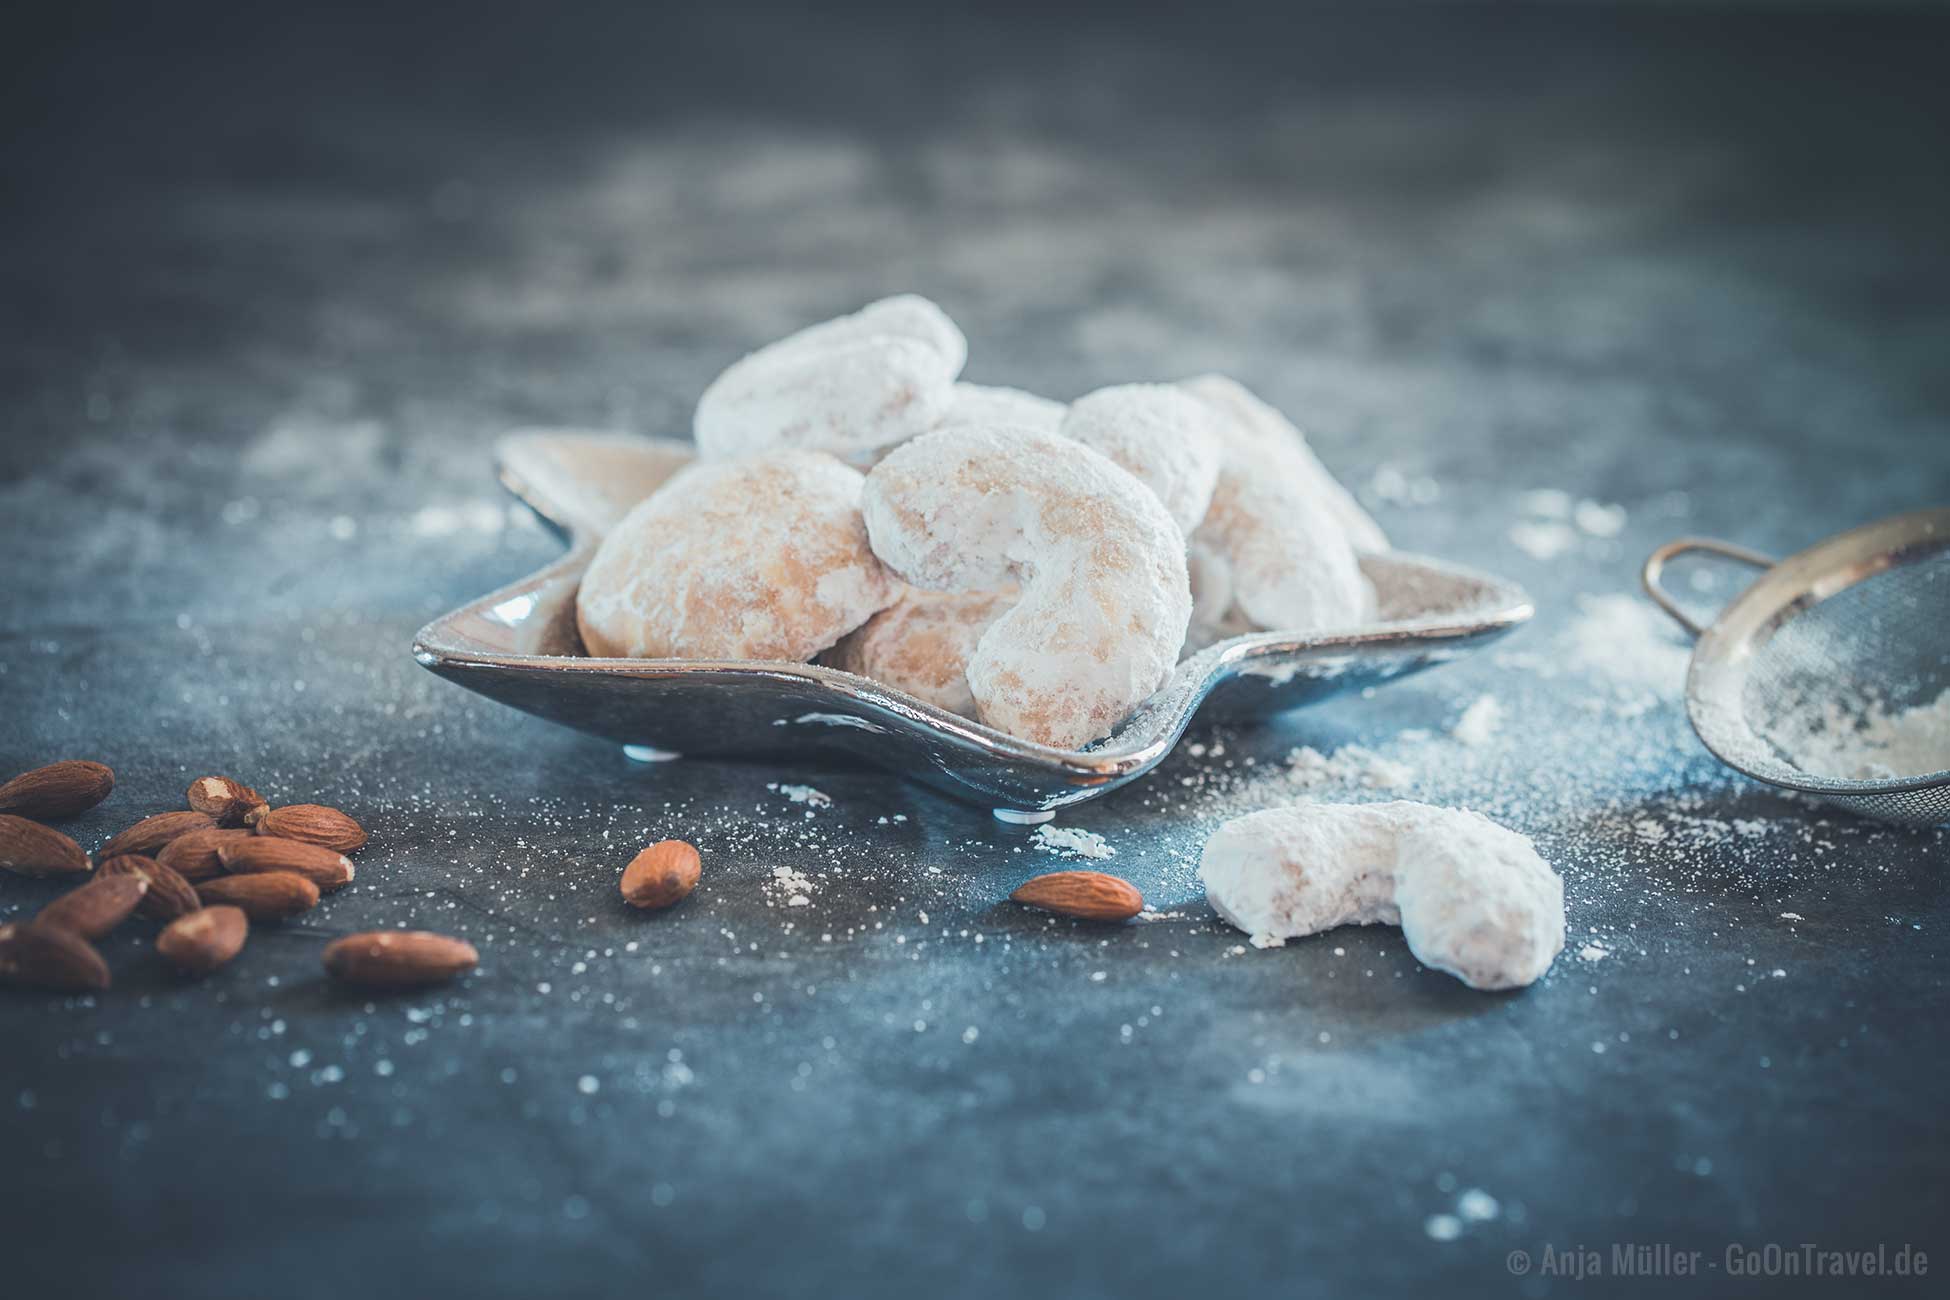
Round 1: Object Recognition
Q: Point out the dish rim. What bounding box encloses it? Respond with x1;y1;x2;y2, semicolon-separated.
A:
414;549;1536;779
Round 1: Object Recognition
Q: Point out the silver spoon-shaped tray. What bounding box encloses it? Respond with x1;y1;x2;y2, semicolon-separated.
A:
413;431;1534;820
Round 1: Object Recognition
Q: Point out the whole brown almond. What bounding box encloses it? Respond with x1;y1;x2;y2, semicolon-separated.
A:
0;921;111;992
156;906;248;974
196;872;319;921
0;760;115;820
620;839;701;910
98;810;215;862
97;854;202;921
37;872;148;940
322;930;478;989
255;804;366;854
219;837;354;892
1010;870;1144;923
187;775;269;828
157;827;256;882
0;814;91;877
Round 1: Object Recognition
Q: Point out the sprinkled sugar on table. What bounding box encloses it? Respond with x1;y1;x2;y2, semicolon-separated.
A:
2;4;1945;1296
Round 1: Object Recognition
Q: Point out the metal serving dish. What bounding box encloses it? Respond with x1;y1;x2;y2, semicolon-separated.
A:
413;430;1533;819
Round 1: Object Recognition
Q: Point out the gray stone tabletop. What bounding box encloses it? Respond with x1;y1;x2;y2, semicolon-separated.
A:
2;4;1946;1296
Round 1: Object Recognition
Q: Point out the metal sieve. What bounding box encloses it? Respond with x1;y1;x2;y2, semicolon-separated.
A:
1642;508;1950;827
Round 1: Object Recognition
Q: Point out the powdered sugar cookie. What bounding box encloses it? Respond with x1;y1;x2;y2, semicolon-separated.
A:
694;296;967;461
1184;540;1253;653
1178;378;1374;634
1200;801;1564;990
1181;374;1388;552
1192;471;1372;634
935;382;1065;434
1058;383;1223;534
576;450;897;661
862;425;1192;748
825;587;1016;718
1202;801;1409;937
1392;812;1565;990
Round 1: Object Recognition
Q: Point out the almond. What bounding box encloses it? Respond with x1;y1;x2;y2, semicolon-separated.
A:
186;775;269;828
0;814;91;877
1009;870;1144;922
322;931;478;989
97;854;202;921
196;872;319;921
255;804;366;853
37;872;149;940
0;760;115;820
218;837;354;892
97;810;215;862
0;921;110;992
157;827;256;882
620;839;701;910
156;906;248;975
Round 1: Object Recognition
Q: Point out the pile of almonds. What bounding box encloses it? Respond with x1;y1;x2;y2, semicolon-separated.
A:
0;760;477;993
5;759;1150;1000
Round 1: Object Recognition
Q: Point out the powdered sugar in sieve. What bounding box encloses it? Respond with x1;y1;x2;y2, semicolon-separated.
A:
1643;509;1950;826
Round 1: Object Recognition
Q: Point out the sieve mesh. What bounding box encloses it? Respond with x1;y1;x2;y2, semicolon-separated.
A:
1648;511;1950;827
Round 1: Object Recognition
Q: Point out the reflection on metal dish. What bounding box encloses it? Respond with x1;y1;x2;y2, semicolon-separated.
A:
413;430;1534;817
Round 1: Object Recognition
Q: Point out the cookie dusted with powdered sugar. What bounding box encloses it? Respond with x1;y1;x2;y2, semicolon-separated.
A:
1183;540;1255;654
694;296;967;461
1178;375;1375;635
862;425;1191;749
576;451;897;661
934;382;1065;435
825;587;1017;719
1058;383;1224;535
1200;801;1564;990
1180;374;1388;553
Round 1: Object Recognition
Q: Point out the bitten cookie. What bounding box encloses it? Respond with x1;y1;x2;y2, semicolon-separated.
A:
1200;801;1564;990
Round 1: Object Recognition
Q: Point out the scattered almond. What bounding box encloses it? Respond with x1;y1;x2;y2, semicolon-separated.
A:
196;872;319;921
156;906;248;975
187;775;269;827
620;839;701;910
0;921;110;992
1010;870;1145;922
97;854;202;921
218;837;354;892
0;814;91;877
37;872;149;940
97;810;215;862
0;760;115;821
157;826;256;881
255;804;366;854
322;931;478;989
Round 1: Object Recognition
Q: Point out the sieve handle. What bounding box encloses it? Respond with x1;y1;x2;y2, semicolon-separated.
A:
1641;537;1776;639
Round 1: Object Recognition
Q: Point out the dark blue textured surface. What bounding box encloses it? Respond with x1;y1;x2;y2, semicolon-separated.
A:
3;5;1947;1296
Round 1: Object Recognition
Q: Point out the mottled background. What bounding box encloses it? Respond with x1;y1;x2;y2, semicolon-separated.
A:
3;3;1947;1297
